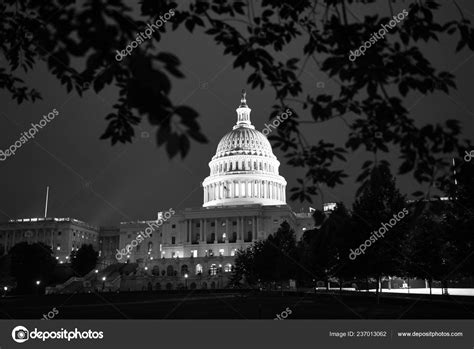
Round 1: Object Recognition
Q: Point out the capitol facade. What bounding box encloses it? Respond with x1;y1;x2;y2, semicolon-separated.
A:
0;91;314;292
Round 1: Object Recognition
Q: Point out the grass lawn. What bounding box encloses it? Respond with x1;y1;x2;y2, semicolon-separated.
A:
1;290;474;319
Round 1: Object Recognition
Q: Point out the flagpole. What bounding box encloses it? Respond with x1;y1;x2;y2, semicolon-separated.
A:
44;186;49;218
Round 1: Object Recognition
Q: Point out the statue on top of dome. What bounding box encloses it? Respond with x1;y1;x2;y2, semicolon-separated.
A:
240;88;248;108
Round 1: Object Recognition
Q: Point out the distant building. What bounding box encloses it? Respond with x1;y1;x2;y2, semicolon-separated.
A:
0;218;99;263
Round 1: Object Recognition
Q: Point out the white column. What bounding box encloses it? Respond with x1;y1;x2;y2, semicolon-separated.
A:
252;217;256;241
186;220;190;242
236;217;240;241
199;219;203;243
256;217;260;239
214;218;218;243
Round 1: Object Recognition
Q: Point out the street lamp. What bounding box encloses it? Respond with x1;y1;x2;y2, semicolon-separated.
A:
95;269;99;273
35;280;41;296
3;286;7;297
102;276;106;291
184;273;188;289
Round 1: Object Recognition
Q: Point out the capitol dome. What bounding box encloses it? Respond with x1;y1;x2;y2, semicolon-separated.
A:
202;90;287;207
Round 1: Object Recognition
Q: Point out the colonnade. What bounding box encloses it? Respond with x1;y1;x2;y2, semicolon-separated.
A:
203;179;286;204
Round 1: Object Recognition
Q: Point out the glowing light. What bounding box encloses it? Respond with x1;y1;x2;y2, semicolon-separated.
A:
36;280;41;285
102;277;106;281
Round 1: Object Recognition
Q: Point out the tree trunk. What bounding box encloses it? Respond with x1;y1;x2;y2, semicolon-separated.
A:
339;278;343;294
442;279;449;295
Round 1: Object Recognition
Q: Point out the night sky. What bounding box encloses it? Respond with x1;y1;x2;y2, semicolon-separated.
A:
1;1;473;226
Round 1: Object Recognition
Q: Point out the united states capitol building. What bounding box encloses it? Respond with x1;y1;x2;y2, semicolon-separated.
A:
0;91;316;292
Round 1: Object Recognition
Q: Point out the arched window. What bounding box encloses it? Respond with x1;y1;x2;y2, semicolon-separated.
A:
224;263;233;272
196;264;203;275
166;265;174;276
152;266;160;276
210;264;217;276
181;265;188;276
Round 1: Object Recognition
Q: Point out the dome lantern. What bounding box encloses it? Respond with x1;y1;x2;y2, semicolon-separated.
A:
234;89;253;130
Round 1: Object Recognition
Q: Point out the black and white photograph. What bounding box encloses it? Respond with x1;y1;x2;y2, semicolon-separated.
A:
0;0;473;348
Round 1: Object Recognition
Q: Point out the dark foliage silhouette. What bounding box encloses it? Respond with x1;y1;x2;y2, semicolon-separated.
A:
1;0;473;203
